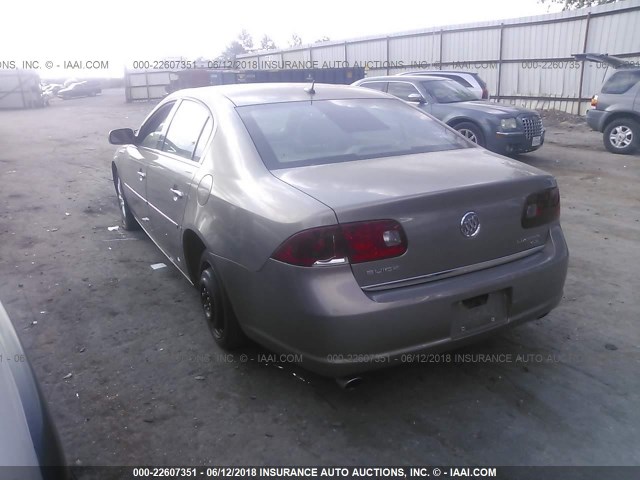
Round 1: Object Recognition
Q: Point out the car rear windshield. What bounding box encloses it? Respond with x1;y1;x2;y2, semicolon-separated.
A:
421;80;478;103
236;98;471;169
601;70;640;94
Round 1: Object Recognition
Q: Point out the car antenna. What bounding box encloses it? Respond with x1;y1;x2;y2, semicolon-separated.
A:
305;79;316;95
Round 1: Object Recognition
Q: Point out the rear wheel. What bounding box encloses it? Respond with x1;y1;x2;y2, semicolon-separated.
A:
454;122;485;147
603;118;638;154
114;172;140;230
199;258;245;350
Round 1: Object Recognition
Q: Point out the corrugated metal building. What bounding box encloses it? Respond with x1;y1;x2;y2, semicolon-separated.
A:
0;70;43;109
237;0;640;115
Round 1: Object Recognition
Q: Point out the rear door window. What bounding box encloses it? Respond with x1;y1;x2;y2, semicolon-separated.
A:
162;100;211;161
387;82;422;101
192;117;214;162
421;80;478;103
432;74;473;88
601;71;640;94
358;81;388;92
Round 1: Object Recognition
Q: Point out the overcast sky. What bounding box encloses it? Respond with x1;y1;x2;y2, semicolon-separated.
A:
3;0;563;77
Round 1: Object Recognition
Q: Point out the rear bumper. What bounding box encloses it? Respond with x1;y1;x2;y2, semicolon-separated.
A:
586;109;606;131
222;225;568;377
489;130;545;155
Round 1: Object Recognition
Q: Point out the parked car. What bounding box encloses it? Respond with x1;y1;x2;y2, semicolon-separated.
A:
57;80;101;99
574;53;640;154
109;83;568;377
353;75;545;156
0;301;69;478
397;70;490;99
42;83;63;95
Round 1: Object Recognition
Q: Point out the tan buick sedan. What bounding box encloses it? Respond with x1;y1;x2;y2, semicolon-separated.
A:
109;83;568;377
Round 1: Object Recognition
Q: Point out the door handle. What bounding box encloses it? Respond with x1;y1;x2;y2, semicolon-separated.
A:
137;170;146;180
170;187;184;199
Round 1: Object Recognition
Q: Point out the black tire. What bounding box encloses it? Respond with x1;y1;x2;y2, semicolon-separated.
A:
454;122;485;147
603;118;639;155
114;172;140;230
199;258;245;350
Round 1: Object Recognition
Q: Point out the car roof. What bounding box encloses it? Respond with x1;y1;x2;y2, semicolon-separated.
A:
358;75;451;82
401;70;480;76
179;83;391;107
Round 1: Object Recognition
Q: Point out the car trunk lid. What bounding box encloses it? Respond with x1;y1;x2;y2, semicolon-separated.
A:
272;148;556;289
573;53;631;69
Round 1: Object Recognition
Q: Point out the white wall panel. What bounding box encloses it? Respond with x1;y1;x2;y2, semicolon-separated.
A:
502;20;587;60
311;45;346;64
227;0;640;114
442;29;501;62
586;10;640;54
388;34;440;67
346;40;387;64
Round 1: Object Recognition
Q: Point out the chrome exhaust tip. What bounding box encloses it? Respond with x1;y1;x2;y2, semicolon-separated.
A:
335;376;363;390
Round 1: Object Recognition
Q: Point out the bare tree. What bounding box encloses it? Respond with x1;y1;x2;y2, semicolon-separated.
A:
288;33;302;47
260;35;277;50
539;0;618;10
221;30;256;60
238;29;254;51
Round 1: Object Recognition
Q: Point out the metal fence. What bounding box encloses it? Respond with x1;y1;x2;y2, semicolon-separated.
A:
237;0;640;115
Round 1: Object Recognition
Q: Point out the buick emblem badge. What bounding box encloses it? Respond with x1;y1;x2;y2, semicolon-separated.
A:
460;211;481;238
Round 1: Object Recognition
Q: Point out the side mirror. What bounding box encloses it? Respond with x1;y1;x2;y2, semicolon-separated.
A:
407;93;426;104
109;128;136;145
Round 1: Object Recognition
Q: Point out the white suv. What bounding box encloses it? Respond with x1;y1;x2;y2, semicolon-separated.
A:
396;70;490;100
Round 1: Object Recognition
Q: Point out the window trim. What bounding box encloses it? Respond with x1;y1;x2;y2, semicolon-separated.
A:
358;81;389;93
136;100;178;151
386;81;423;101
192;116;214;163
155;98;216;165
420;79;478;104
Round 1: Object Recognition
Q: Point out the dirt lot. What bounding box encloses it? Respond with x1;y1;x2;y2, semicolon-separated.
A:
0;89;639;471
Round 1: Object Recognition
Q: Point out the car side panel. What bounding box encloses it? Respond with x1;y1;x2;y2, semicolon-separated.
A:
178;102;338;274
114;146;150;223
146;154;197;263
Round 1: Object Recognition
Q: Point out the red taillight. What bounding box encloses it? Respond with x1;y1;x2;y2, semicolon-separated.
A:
342;220;407;264
482;87;489;99
521;187;560;229
271;225;347;267
591;95;598;108
272;220;408;267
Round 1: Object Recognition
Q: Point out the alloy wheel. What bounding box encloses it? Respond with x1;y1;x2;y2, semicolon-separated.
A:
609;125;633;149
458;128;479;143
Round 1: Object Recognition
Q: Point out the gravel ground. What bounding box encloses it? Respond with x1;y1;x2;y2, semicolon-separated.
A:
0;90;639;473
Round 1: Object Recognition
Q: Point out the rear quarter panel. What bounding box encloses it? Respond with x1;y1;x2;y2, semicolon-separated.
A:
180;98;337;273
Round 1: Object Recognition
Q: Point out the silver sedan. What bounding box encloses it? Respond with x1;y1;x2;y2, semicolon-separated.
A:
109;83;568;377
